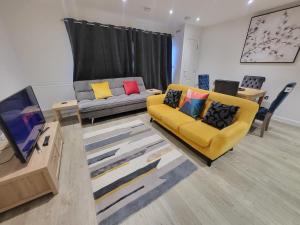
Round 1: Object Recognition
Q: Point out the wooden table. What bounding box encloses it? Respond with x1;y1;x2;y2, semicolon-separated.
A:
147;89;163;95
237;88;266;105
0;122;63;213
52;100;81;124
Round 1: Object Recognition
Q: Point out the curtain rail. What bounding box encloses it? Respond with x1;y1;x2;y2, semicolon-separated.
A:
62;18;171;36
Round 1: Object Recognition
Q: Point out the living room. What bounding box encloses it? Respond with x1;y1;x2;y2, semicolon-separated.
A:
0;0;300;224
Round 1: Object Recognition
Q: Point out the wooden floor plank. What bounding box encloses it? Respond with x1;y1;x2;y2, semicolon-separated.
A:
0;112;300;225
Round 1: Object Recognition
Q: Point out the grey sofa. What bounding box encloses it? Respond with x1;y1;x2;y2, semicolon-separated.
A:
74;77;153;123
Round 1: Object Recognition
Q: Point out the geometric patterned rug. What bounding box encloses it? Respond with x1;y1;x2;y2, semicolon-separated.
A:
83;120;198;225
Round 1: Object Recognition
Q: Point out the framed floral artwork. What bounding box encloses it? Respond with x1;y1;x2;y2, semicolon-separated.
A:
241;5;300;63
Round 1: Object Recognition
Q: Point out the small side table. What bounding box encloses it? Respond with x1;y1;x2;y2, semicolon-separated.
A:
147;89;163;95
52;100;81;124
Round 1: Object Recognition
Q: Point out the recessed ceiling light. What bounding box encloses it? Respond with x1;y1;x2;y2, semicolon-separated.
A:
169;9;173;15
247;0;254;5
122;0;127;2
196;17;200;22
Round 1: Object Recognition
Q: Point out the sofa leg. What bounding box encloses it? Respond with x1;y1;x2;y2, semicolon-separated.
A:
207;159;212;167
150;118;153;122
91;117;95;125
229;148;233;151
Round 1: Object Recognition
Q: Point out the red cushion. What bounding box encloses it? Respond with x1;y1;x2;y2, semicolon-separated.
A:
123;80;140;95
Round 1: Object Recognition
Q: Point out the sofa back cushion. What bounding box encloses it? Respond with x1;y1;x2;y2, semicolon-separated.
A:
166;84;209;114
74;77;146;102
167;84;258;125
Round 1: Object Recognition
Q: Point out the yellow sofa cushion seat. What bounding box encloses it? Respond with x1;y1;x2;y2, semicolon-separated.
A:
179;121;220;148
161;110;195;132
148;104;177;120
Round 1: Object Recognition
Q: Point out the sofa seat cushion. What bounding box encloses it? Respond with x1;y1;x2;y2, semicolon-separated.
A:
79;91;151;113
179;121;220;148
162;111;195;132
148;104;177;120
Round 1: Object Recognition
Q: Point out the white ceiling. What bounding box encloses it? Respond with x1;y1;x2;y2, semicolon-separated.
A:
75;0;298;28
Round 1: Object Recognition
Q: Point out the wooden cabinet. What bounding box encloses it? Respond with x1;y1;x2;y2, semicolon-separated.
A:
0;122;63;213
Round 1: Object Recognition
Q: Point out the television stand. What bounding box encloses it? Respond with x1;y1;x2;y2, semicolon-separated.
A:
0;122;63;213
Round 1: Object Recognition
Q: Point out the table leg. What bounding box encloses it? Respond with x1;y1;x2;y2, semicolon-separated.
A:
54;110;62;123
258;93;265;106
76;109;81;124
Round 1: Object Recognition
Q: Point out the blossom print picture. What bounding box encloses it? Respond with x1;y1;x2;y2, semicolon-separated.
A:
241;6;300;63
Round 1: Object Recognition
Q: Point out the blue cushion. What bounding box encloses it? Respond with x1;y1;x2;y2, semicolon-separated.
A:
256;107;268;121
179;98;206;119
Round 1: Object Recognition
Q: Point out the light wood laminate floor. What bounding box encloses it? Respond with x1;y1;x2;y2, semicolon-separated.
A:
1;111;300;225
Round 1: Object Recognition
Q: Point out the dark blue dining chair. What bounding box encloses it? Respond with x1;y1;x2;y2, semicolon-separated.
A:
198;74;209;90
241;75;266;89
255;82;297;137
214;79;240;96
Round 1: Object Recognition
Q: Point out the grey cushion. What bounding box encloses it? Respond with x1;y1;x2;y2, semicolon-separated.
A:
111;87;125;96
78;91;151;113
75;91;95;101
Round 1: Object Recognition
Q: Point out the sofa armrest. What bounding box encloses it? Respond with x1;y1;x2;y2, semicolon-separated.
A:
147;94;166;107
210;121;249;156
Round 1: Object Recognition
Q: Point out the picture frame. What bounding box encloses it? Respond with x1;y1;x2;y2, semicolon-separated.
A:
240;5;300;63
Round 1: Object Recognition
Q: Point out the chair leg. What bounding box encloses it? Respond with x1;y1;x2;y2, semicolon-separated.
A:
260;126;265;137
265;120;270;131
260;119;267;137
265;113;272;131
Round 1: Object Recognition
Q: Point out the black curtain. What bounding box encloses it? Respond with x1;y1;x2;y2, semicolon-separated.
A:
64;18;172;90
132;30;172;90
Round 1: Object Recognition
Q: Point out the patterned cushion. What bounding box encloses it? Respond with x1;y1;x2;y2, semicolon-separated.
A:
179;89;209;119
163;89;182;108
202;101;239;129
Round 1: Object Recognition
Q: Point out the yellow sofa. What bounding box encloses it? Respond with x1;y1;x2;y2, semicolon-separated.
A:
147;84;259;166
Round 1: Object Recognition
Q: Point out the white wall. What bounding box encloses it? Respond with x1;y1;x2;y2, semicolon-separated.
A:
0;0;172;110
0;17;27;100
198;17;300;125
180;24;202;86
172;25;185;83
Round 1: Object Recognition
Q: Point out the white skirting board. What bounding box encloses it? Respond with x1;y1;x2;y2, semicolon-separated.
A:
272;115;300;127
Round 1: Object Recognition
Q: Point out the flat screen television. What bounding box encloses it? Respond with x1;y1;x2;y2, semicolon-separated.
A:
0;86;45;163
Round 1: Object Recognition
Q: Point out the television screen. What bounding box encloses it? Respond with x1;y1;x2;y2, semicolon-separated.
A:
0;86;45;163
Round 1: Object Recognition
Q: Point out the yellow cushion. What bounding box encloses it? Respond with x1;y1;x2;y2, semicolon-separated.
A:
161;111;195;132
91;82;113;99
179;121;220;147
148;104;177;120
